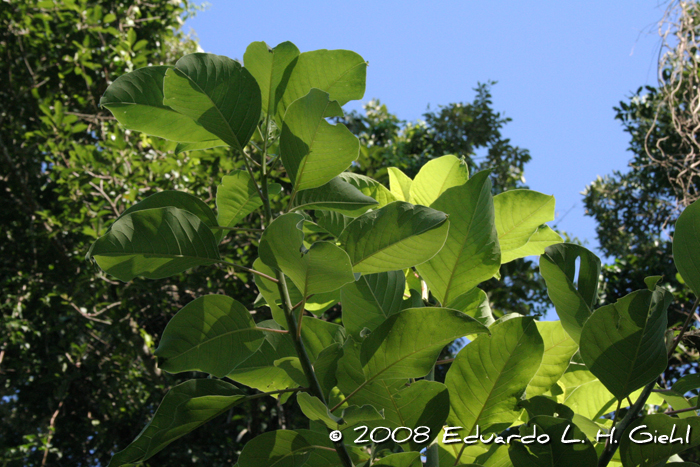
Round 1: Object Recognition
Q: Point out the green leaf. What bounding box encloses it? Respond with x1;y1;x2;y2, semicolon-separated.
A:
217;170;277;229
281;89;360;193
501;225;563;264
237;430;311;467
339;270;405;339
175;139;228;154
526;320;578;397
558;365;616;419
259;213;355;295
673;373;700;395
335;339;451;452
338;172;398;207
244;41;300;119
373;452;422;467
415;170;500;306
387;167;412;202
107;379;246;467
297;392;383;429
119;190;218;232
226;321;298;393
620;415;700;467
99;66;222;144
674;199;700;297
539;243;602;343
518;396;575;420
253;258;340;325
445;317;544;452
118;190;222;242
295;429;369;467
447;288;496;327
361;307;488;381
338;201;449;274
154;295;265;378
87;207;220;281
509;416;597;467
276;48;367;124
291;177;377;216
493;189;556;263
163;53;261;151
579;287;671;399
409;155;469;207
315;210;352;238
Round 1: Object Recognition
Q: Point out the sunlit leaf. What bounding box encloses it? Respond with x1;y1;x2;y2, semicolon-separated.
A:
163;53;261;151
539;243;601;343
526;320;578;397
338;201;449;274
580;287;671;399
99;66;222;144
409;155;469;207
244;41;300;119
387;167;412;202
415;170;500;306
290;177;377;216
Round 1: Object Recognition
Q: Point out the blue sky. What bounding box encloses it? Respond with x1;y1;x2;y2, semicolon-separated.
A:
186;1;666;257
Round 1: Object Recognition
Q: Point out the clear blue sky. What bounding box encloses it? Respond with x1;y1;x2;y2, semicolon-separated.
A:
186;1;666;258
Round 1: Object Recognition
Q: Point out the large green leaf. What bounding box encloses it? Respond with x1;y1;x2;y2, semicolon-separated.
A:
579;287;671;399
154;295;265;378
508;416;597;467
243;41;300;119
448;288;496;327
217;170;280;229
339;270;405;339
501;225;563;264
415;170;500;306
409;155;469;207
334;338;451;452
253;258;340;324
99;66;222;144
558;365;616;419
493;189;555;263
281;89;360;193
338;201;449;274
674;199;700;297
276;48;367;124
539;243;601;343
620;415;700;467
338;172;397;207
237;430;311;467
87;206;220;281
296;392;384;429
360;307;488;381
259;213;355;296
290;177;377;216
445;317;544;457
226;320;298;393
107;379;246;467
163;53;261;151
526;320;578;397
119;190;217;230
315;210;352;238
118;190;222;242
387;167;412;202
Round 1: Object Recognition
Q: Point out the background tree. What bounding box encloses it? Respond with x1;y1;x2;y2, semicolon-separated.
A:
0;2;269;466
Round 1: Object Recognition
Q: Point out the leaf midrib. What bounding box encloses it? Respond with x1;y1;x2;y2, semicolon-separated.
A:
170;67;242;152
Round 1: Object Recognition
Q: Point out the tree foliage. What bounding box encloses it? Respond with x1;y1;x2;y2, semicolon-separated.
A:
84;37;700;467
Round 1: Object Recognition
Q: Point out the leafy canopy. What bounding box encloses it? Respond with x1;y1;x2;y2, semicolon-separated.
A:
84;38;700;467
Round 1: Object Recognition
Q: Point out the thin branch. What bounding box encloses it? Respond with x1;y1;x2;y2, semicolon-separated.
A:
218;260;278;283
